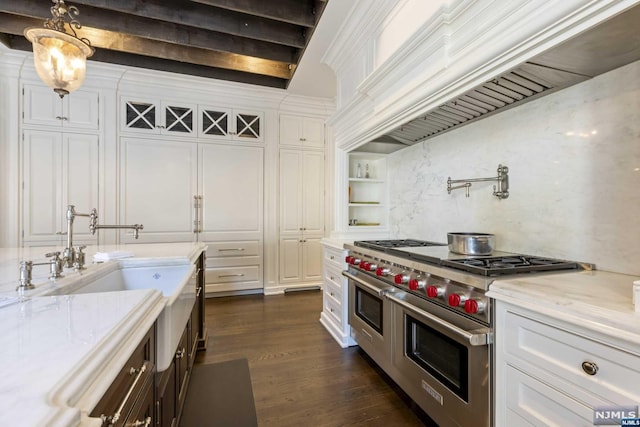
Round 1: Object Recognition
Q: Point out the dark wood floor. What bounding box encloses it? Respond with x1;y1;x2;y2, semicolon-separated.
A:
196;290;435;426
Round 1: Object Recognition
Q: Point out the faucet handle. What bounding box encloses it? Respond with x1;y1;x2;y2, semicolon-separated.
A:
45;252;64;279
74;246;87;270
17;261;35;291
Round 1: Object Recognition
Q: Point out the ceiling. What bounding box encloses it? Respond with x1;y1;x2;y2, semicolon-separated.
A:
0;0;331;91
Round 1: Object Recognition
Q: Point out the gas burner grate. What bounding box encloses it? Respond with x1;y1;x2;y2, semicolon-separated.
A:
443;255;580;276
354;239;446;251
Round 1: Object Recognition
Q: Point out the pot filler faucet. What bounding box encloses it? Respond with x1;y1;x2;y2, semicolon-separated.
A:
16;205;144;291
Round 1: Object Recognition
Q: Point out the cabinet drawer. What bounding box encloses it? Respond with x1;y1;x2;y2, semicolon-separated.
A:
207;241;260;258
91;326;155;426
324;270;343;305
505;364;595;426
206;265;259;283
324;293;343;328
323;246;346;271
505;311;640;404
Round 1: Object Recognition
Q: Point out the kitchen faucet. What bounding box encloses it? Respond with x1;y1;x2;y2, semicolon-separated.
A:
88;208;144;239
63;205;94;268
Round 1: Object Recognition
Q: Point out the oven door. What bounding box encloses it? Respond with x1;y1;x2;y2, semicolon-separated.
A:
343;269;394;372
388;291;491;427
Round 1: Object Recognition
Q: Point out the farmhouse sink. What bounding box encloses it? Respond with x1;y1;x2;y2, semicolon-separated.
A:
65;264;196;372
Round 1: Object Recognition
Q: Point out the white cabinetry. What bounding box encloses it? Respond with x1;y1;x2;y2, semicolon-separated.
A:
279;114;325;148
22;131;99;245
199;144;264;294
347;153;387;229
21;84;102;247
494;301;640;426
319;241;356;348
278;149;324;284
23;84;100;130
198;106;263;142
119;137;198;243
121;97;197;136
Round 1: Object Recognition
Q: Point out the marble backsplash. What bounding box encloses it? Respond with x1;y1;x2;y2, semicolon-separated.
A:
387;60;640;276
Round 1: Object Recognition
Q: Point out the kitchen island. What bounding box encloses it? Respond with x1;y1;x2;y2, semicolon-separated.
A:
0;242;206;427
488;270;640;425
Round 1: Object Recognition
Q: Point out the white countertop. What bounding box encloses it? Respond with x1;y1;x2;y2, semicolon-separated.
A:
0;242;206;427
487;269;640;348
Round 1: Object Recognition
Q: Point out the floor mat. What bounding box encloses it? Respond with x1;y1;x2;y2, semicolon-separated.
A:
180;358;258;427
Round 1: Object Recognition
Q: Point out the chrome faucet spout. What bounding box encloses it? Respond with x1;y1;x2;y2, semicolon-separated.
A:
92;224;144;239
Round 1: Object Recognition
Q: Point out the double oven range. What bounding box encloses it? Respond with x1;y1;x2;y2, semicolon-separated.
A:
343;239;582;427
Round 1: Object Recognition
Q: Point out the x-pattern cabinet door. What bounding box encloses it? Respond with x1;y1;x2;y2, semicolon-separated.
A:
122;98;196;136
199;106;263;142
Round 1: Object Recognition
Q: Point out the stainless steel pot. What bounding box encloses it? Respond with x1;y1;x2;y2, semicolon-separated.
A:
447;233;495;255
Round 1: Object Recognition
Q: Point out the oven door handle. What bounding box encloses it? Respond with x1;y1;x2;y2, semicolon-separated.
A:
342;271;392;296
386;293;491;346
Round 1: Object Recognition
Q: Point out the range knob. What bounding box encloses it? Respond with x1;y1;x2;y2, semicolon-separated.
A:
426;285;444;298
345;255;352;263
375;267;390;276
464;298;486;314
394;274;409;284
367;263;378;272
408;278;426;290
448;292;468;307
361;261;370;270
350;258;361;266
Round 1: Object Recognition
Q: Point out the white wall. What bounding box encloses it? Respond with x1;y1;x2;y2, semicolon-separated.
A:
387;60;640;276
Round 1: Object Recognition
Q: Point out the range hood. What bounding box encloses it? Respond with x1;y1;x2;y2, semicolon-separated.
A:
355;4;640;154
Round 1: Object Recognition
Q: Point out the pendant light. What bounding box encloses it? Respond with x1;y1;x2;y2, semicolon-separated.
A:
24;0;95;98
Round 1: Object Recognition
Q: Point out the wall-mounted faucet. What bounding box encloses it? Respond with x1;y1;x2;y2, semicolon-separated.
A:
88;208;144;239
447;164;510;199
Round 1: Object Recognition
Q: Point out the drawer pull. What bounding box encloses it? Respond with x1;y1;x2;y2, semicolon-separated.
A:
330;255;334;260
126;416;152;427
581;361;598;376
101;363;147;426
176;348;186;359
330;276;334;281
218;248;245;252
219;273;245;278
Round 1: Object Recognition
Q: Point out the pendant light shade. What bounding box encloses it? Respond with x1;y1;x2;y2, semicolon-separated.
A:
24;1;94;98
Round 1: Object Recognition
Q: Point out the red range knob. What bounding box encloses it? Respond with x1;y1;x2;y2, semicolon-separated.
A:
361;261;370;270
426;286;441;298
375;267;385;276
448;293;466;307
408;279;426;291
394;274;408;284
345;255;352;263
464;298;486;314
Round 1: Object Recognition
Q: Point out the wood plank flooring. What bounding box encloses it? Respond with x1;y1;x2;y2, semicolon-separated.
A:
196;290;436;426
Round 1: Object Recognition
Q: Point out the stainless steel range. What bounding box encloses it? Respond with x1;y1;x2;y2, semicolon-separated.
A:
343;239;583;427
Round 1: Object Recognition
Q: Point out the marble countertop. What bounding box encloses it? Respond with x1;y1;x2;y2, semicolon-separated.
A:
0;242;206;427
487;269;640;348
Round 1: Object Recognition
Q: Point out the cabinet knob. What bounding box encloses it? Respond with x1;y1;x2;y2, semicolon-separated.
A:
581;361;598;376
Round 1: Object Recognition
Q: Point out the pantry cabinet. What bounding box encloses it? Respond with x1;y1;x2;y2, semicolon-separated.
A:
278;149;324;284
22;130;99;245
279;114;325;148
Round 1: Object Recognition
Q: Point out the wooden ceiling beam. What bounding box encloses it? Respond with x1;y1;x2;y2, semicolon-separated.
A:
0;15;293;79
69;0;307;47
9;35;288;89
0;1;299;63
190;0;316;27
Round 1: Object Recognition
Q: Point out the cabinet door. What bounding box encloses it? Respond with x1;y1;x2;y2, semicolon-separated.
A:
22;131;99;245
162;101;196;136
279;237;302;283
279;114;324;147
23;84;99;130
199;106;231;139
22;131;63;244
199;144;263;241
235;110;263;142
62;133;100;243
122;98;159;133
279;150;303;234
302;237;323;281
120;137;198;243
301;151;325;234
